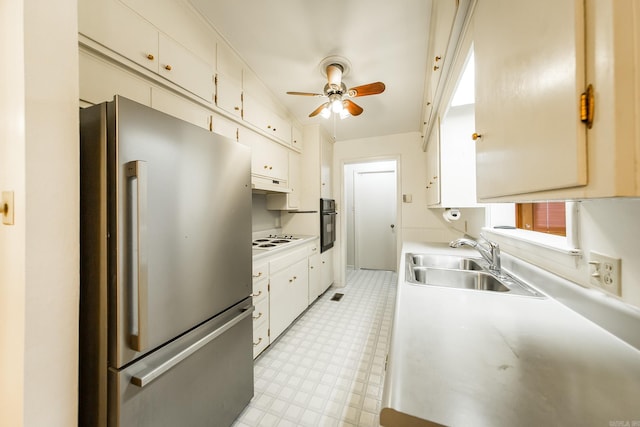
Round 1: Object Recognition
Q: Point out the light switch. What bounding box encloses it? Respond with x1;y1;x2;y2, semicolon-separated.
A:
2;191;14;225
402;194;413;203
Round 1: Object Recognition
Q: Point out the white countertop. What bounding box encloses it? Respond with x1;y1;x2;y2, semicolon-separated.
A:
381;242;640;427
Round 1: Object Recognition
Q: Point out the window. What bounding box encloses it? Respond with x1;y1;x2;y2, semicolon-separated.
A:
516;202;566;236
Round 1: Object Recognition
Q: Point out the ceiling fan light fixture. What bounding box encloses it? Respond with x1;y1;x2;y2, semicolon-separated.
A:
339;108;350;119
329;94;343;113
320;106;331;119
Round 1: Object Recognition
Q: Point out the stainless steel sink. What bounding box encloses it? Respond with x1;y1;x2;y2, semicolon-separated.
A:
406;253;545;297
410;254;486;271
410;267;509;292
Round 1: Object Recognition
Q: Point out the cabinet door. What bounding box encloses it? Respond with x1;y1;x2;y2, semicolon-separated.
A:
425;124;441;206
320;132;333;198
287;151;301;209
291;124;303;152
158;34;214;103
79;49;152;106
474;0;587;199
428;0;459;102
211;113;238;141
244;93;292;145
244;132;288;181
151;87;211;130
270;258;309;340
215;74;243;118
308;252;320;305
79;0;158;73
320;249;334;294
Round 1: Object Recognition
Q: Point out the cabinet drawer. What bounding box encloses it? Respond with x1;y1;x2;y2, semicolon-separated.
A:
252;261;268;284
252;297;269;329
252;321;269;359
251;277;268;304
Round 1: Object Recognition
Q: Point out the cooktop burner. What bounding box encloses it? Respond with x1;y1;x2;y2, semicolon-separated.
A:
252;235;301;250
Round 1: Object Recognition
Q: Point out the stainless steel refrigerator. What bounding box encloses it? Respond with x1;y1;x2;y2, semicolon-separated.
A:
79;96;253;426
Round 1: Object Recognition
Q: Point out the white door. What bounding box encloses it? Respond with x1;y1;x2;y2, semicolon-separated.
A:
354;170;397;270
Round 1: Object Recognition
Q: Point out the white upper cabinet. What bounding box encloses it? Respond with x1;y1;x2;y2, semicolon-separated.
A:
158;34;214;102
78;0;214;103
79;0;159;73
424;122;441;206
422;0;474;138
215;42;243;118
427;0;459;106
473;0;640;201
243;93;292;145
239;128;289;191
474;0;587;199
211;112;238;141
291;124;303;152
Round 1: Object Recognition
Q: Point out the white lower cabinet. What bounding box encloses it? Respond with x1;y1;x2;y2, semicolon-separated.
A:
308;245;321;305
320;248;334;295
270;255;309;341
252;241;319;356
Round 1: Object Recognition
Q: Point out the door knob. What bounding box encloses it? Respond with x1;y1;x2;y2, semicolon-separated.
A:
390;224;395;229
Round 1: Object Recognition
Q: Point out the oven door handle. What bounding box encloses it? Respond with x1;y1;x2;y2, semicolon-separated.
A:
325;212;337;215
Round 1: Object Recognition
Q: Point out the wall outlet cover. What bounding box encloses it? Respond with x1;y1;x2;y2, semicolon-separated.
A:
588;251;622;296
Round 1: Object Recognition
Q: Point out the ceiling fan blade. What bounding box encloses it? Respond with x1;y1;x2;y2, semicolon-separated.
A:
309;102;329;117
286;91;324;97
348;82;386;97
343;99;363;116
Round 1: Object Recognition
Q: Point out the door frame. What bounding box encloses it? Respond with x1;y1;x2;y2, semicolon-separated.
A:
338;156;401;284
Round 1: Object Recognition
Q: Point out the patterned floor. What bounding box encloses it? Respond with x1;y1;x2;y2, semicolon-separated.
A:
232;268;397;427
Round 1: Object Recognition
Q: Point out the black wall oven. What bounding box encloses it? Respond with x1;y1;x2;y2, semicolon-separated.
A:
320;198;336;253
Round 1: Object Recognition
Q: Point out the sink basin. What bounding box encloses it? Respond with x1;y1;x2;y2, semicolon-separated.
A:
409;254;485;271
405;252;545;297
410;267;510;292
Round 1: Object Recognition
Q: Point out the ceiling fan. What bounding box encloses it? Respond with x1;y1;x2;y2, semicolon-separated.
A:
286;57;386;118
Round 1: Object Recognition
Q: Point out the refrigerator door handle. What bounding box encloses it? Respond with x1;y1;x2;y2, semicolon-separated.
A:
126;160;149;352
130;304;254;388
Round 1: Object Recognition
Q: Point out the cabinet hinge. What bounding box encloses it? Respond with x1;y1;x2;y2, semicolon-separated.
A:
580;84;594;129
267;329;270;337
214;75;218;104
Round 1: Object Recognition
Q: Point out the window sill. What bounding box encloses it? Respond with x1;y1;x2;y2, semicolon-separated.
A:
482;227;582;256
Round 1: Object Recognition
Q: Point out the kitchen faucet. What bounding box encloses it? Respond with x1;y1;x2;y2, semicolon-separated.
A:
449;235;502;274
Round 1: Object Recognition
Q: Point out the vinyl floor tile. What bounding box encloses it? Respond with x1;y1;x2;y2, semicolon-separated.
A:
233;269;396;427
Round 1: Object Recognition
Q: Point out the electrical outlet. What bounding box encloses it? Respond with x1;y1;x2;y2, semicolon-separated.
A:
588;251;622;296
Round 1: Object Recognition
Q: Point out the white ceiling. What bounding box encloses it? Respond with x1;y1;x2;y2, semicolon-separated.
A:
188;0;433;141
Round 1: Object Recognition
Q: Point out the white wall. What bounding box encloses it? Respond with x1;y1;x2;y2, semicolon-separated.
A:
0;0;79;426
252;193;281;232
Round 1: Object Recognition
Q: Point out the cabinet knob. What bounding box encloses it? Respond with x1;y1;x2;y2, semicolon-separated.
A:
253;312;263;320
433;65;440;71
435;56;442;62
250;290;262;297
252;272;263;278
253;337;262;346
164;64;172;71
146;54;154;60
471;132;482;141
234;106;240;111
